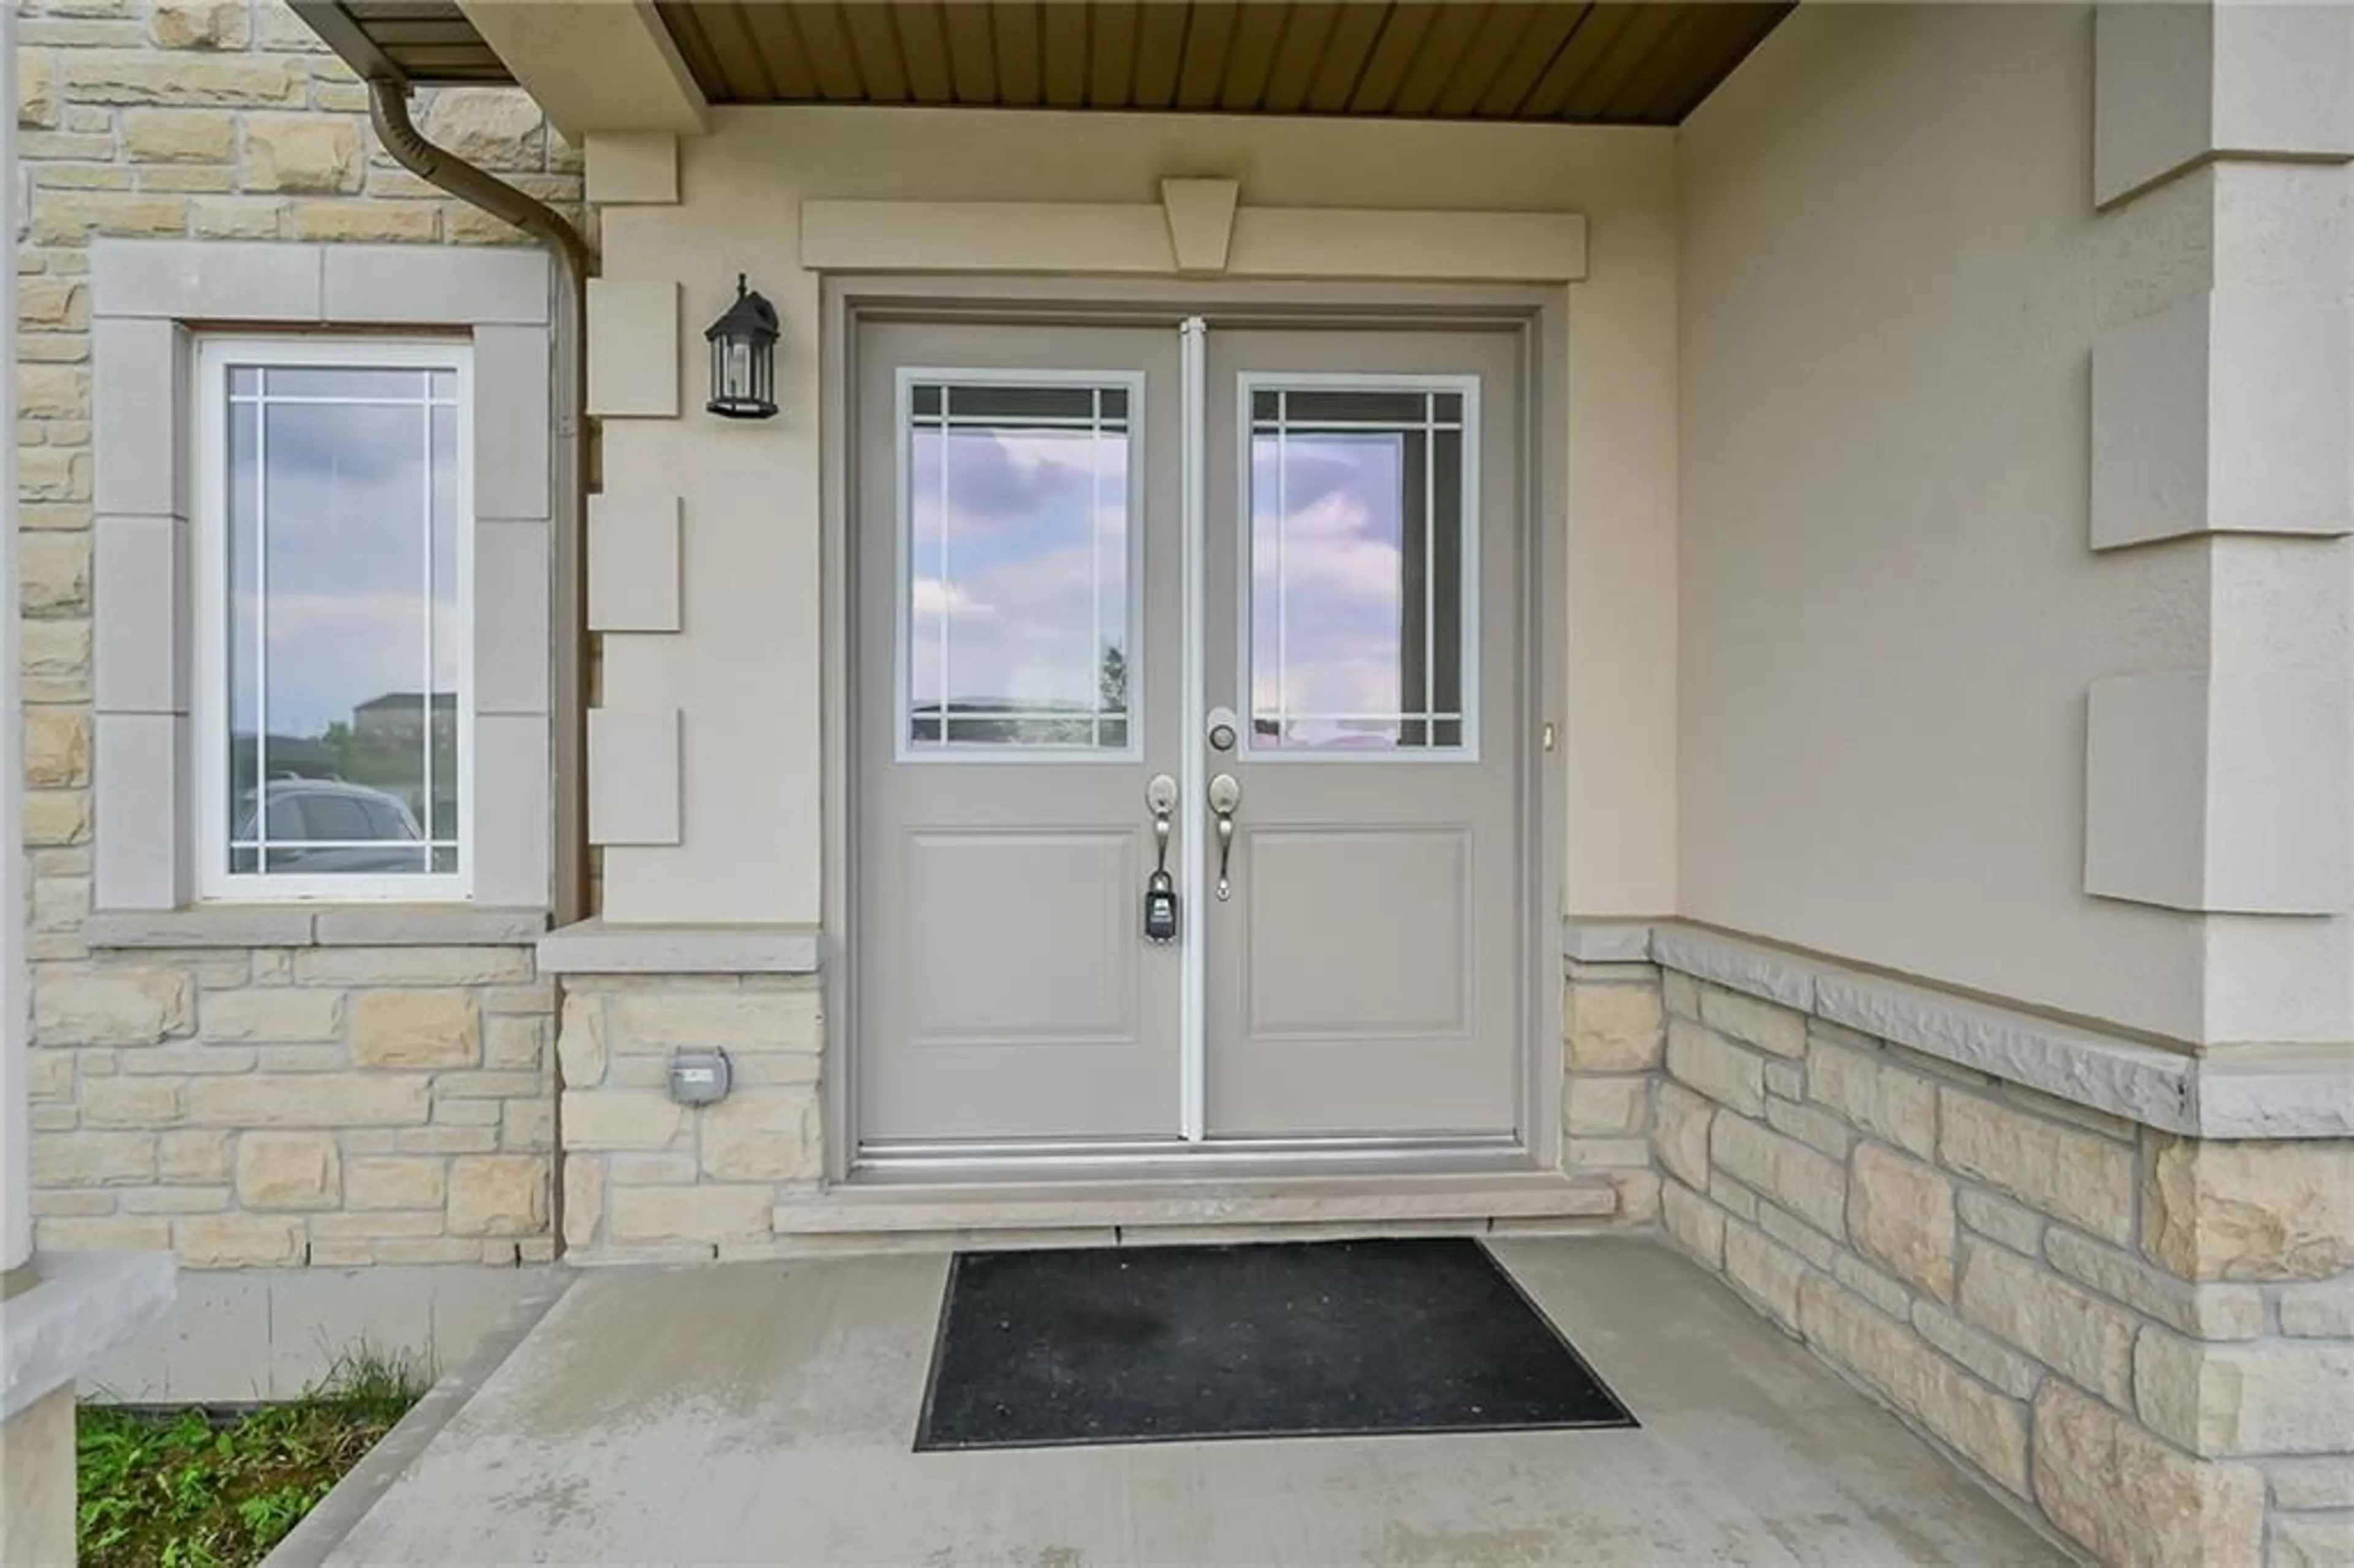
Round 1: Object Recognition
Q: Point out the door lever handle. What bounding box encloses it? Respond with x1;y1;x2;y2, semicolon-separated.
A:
1143;774;1179;943
1146;774;1179;877
1208;773;1241;901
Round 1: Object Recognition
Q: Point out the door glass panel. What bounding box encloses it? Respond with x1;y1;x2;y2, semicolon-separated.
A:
1247;384;1469;753
905;379;1134;752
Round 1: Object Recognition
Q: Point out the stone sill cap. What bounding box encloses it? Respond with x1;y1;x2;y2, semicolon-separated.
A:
1564;918;2353;1141
88;907;550;950
2;1252;177;1420
538;918;821;975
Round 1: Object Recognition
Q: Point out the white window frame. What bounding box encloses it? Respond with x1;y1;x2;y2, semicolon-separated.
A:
192;335;478;902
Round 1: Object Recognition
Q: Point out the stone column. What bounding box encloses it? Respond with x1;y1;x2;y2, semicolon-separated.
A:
2084;1;2354;1047
2076;21;2354;1552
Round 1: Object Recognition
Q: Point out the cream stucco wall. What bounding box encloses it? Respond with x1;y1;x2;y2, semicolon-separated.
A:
1675;4;2353;1048
593;107;1681;925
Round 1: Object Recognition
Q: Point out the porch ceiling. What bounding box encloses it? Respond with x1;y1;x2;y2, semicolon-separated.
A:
296;2;1792;128
658;2;1791;124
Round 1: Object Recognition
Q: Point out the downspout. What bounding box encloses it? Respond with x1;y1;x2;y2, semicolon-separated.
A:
369;81;595;927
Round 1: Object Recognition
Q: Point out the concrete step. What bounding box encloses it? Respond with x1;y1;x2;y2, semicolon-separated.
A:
773;1171;1620;1237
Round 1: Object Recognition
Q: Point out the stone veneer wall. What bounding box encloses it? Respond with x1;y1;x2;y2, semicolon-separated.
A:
15;1;581;1266
29;941;556;1265
555;975;824;1262
1560;962;1664;1227
1556;963;2354;1567
565;965;1649;1260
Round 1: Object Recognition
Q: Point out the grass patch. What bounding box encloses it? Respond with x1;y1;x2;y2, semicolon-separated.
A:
79;1349;427;1568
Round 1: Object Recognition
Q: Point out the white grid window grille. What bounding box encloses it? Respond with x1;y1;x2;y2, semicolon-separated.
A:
194;338;476;900
900;375;1140;756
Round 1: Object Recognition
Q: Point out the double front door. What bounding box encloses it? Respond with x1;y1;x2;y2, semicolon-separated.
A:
853;314;1529;1161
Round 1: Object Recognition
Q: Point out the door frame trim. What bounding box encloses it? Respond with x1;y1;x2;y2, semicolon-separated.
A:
821;276;1570;1184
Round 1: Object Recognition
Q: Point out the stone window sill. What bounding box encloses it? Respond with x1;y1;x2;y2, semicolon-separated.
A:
85;906;551;951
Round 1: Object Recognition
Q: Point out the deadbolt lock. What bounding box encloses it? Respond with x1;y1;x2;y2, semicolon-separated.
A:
1206;706;1240;753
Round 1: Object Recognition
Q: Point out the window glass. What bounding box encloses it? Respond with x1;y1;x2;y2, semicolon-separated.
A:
263;794;303;839
363;797;418;841
213;351;467;890
905;379;1133;752
262;366;448;401
297;792;373;842
1247;386;1470;752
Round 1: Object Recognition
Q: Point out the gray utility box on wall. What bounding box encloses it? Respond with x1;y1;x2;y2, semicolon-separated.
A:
668;1049;732;1106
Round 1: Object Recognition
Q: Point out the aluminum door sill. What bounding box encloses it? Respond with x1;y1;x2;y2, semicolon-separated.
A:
853;1133;1523;1171
775;1166;1618;1236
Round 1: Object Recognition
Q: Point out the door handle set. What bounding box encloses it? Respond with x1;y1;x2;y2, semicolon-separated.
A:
1207;774;1240;901
1140;771;1242;943
1143;775;1180;944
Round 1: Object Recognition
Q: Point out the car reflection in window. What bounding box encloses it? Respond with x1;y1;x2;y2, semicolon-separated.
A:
232;778;431;876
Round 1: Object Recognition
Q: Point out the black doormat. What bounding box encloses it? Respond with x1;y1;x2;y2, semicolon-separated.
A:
913;1237;1636;1450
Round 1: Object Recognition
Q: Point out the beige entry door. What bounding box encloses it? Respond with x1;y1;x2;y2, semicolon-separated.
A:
854;321;1186;1147
1200;327;1526;1139
852;314;1527;1158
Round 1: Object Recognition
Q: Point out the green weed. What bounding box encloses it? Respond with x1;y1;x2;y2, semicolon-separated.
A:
78;1346;427;1568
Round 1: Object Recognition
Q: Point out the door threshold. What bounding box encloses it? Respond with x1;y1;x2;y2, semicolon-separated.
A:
775;1168;1618;1236
851;1133;1526;1179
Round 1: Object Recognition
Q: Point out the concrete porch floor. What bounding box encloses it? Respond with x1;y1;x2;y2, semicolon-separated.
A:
289;1238;2066;1566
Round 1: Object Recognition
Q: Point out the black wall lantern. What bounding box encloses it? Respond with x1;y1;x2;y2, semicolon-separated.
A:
704;273;779;420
